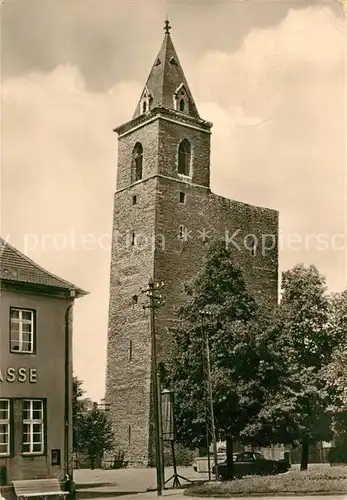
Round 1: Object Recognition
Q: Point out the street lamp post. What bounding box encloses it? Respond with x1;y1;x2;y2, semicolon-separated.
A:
200;310;219;481
161;389;190;489
142;279;165;496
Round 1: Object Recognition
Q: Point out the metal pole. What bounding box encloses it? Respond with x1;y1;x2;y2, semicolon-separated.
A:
201;314;211;481
206;430;211;481
148;279;163;496
157;370;165;491
205;322;219;480
171;440;178;483
200;311;218;481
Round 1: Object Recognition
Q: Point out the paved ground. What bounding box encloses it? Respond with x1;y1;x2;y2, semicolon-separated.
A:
74;466;204;496
74;463;334;496
78;491;347;500
74;464;347;500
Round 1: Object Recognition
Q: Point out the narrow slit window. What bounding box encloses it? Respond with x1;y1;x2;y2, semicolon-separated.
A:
179;192;186;204
132;195;137;205
129;340;133;361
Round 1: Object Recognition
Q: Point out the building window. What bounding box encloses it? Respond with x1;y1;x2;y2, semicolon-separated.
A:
174;84;189;114
140;86;152;115
131;143;143;183
251;241;257;256
179;192;186;204
129;341;133;361
132;195;137;205
0;400;10;456
22;400;44;454
178;139;191;176
128;425;132;446
131;232;136;246
10;308;35;353
132;295;138;305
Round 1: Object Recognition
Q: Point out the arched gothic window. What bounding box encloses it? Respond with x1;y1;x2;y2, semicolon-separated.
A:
132;143;143;182
178;139;191;176
141;87;152;115
174;84;189;114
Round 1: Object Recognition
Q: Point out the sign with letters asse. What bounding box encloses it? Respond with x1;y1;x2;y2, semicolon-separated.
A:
0;367;37;383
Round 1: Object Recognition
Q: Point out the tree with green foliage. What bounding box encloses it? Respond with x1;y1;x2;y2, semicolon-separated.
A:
325;348;347;464
328;290;347;344
72;376;88;452
72;376;115;469
325;291;347;414
324;290;347;462
76;405;115;469
253;264;334;470
164;241;284;479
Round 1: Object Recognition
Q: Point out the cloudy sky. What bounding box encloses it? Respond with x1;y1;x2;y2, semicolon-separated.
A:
1;0;345;401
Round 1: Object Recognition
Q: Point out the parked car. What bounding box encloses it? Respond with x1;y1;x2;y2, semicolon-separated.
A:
212;451;290;480
193;452;226;473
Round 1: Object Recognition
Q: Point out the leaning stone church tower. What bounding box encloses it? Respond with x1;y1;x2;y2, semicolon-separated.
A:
105;22;279;466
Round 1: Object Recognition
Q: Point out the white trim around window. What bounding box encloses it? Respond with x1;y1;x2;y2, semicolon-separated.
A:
10;308;35;353
22;399;44;455
0;399;10;456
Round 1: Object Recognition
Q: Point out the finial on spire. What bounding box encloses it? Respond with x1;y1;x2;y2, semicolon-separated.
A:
164;18;171;35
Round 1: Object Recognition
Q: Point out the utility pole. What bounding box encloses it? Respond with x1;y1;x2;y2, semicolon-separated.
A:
142;279;165;496
200;310;219;481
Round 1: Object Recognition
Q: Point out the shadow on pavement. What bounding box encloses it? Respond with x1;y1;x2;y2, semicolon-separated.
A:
74;466;207;499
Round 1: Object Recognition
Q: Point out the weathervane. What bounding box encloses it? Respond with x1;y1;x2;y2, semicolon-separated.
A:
164;18;171;34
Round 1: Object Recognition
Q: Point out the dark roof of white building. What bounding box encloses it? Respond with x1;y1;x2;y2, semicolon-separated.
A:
0;237;87;297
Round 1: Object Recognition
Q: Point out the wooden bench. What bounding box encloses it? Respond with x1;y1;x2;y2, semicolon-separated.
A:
13;479;69;500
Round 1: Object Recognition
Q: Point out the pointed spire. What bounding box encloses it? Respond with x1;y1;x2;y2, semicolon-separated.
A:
133;21;200;119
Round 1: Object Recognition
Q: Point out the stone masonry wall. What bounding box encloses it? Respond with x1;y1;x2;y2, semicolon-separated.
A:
154;177;278;362
105;176;159;466
106;114;278;467
115;120;159;191
157;118;211;188
106;176;278;466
